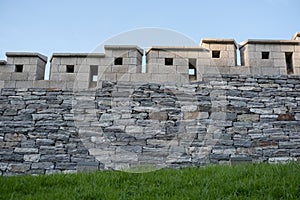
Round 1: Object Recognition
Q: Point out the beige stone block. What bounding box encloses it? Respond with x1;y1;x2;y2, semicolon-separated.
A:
259;59;273;67
174;58;188;66
279;67;287;75
0;80;4;89
50;64;59;73
176;65;188;73
60;73;77;81
217;66;230;74
158;50;176;58
167;73;181;83
117;73;130;82
13;57;30;65
147;50;159;59
49;81;67;89
197;58;212;66
293;67;300;75
244;44;256;52
158;66;176;74
85;57;102;65
273;59;286;67
226;44;237;51
22;65;37;73
111;65;129;73
250;66;261;75
123;58;139;65
60;57;77;65
270;52;285;59
4;80;16;88
198;51;211;59
130;73;151;82
33;80;50;88
261;67;280;75
6;57;14;64
271;45;281;52
104;73;117;82
255;44;270;52
51;57;61;65
16;81;33;88
12;72;29;81
75;73;89;82
230;66;251;75
0;72;12;80
280;45;294;52
0;64;14;72
209;44;227;50
293;59;300;67
151;74;168;82
295;46;300;52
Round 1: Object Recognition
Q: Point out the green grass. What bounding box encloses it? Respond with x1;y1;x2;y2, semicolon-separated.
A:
1;163;300;200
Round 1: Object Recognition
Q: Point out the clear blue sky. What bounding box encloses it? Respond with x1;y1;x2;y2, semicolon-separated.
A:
1;0;300;60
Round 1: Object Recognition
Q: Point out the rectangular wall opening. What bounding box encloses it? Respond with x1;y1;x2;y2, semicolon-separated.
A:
15;65;23;72
188;58;197;81
285;52;293;74
66;65;74;73
165;58;173;65
261;52;269;59
114;57;123;65
89;65;98;88
212;50;220;58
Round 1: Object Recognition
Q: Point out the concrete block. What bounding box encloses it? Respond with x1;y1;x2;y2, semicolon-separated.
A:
198;51;211;59
197;58;211;66
22;65;37;73
226;44;236;51
16;81;33;88
85;57;102;65
0;64;14;72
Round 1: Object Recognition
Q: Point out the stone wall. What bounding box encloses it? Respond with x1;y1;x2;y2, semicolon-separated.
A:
1;74;300;175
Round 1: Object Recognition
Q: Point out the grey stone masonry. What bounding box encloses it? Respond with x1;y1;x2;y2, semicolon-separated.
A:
1;74;300;175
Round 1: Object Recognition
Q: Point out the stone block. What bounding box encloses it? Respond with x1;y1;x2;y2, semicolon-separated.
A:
24;154;40;162
130;74;151;82
12;73;29;81
8;163;30;172
16;81;33;88
13;57;30;65
173;58;188;66
14;148;38;154
280;45;294;52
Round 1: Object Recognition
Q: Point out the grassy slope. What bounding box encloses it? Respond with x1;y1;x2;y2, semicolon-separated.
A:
0;163;300;200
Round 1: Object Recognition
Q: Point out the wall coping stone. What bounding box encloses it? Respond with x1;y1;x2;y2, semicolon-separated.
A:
6;52;47;63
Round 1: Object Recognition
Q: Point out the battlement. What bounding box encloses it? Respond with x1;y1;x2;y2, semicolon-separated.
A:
1;33;299;88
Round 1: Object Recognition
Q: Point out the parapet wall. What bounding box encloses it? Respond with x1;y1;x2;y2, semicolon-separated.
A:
0;33;300;89
1;74;300;175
